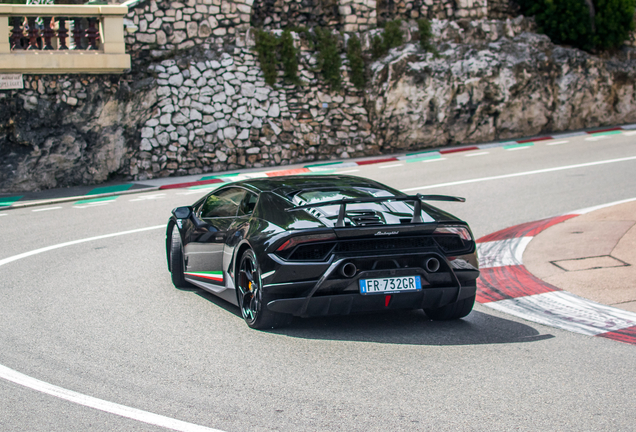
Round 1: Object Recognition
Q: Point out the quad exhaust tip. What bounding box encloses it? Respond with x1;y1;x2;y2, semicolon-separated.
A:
341;262;357;278
425;257;440;273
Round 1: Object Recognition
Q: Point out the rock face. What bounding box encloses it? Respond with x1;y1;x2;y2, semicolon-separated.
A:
369;20;636;151
0;76;156;192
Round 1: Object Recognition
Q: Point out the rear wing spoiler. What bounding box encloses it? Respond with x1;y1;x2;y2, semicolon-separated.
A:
286;194;465;227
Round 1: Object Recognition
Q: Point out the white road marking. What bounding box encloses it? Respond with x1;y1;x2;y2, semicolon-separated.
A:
0;214;7;217
336;169;360;174
465;152;489;157
623;131;636;136
507;146;531;151
0;224;226;432
0;364;224;432
177;189;216;195
379;163;403;169
74;203;112;208
32;206;63;212
546;140;569;146
570;197;636;215
423;158;446;163
0;225;164;268
585;135;610;141
402;155;636;192
243;172;268;179
129;193;167;202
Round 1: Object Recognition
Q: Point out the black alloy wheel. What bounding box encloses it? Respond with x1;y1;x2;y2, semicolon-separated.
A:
237;249;291;329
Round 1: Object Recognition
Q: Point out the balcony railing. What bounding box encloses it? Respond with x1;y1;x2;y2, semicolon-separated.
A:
0;4;130;74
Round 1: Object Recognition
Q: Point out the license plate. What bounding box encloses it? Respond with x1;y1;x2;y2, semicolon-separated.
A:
359;276;422;295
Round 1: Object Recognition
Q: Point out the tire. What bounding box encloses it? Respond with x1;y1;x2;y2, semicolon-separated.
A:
424;293;475;321
236;249;292;330
168;226;192;289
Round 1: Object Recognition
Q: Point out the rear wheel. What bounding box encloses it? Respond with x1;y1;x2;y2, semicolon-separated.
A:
237;249;291;329
168;226;192;289
424;292;475;321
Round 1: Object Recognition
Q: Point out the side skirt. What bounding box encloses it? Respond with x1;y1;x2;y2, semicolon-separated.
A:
185;277;239;307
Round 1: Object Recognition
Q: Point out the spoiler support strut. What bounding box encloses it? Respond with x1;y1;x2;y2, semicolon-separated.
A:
288;194;465;227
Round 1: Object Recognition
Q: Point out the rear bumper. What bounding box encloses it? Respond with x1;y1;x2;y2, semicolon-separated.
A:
267;284;477;317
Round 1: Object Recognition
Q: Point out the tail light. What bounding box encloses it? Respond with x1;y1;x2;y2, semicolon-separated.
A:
433;226;472;241
276;233;337;251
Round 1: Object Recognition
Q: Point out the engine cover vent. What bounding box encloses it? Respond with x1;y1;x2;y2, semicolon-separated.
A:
348;211;383;226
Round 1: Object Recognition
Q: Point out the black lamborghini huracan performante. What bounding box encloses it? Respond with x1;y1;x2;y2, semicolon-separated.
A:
166;175;479;329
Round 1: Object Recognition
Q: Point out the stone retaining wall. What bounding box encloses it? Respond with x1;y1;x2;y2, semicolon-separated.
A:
134;34;375;180
487;0;519;19
128;0;498;55
378;0;487;25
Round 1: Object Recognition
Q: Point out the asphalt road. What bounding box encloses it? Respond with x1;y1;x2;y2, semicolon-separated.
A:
1;132;636;431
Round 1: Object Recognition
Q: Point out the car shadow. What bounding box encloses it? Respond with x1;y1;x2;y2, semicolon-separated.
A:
277;310;554;345
193;289;553;346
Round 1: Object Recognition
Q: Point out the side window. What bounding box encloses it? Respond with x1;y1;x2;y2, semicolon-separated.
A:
238;192;258;216
200;188;246;218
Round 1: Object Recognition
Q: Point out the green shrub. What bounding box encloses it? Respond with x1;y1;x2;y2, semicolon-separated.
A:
315;27;342;91
594;0;636;50
254;29;279;86
526;0;636;51
383;19;404;50
531;0;594;50
346;34;366;89
417;18;437;54
371;34;385;60
280;29;301;85
515;0;536;15
371;19;404;60
254;29;302;86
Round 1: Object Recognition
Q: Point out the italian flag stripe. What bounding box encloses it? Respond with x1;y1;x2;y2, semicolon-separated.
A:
184;271;224;282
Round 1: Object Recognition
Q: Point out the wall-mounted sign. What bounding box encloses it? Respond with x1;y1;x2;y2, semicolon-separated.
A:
0;74;24;90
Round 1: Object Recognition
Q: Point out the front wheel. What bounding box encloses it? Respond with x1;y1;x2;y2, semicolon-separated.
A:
236;249;291;330
168;226;192;289
424;293;475;321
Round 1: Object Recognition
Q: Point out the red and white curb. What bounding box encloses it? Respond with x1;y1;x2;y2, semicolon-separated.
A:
476;199;636;345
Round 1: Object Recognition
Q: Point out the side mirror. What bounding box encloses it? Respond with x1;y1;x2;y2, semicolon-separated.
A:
172;206;192;219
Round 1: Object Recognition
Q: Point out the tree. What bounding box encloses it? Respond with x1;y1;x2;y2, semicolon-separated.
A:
527;0;635;51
